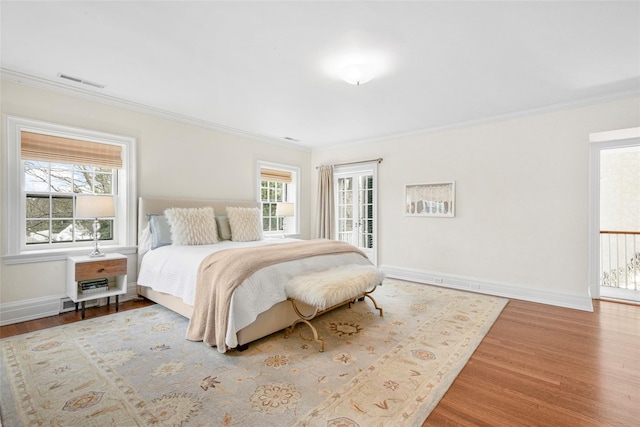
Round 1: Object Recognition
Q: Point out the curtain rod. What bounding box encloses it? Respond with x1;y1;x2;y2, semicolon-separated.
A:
316;157;383;169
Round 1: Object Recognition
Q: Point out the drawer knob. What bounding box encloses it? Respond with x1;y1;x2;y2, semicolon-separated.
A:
98;268;105;273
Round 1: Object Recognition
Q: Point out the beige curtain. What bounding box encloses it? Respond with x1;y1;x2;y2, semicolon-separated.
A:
316;165;334;239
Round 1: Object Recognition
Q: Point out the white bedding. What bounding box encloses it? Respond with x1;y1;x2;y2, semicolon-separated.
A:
137;238;372;348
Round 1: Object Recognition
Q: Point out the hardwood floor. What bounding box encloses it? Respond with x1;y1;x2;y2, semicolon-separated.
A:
0;298;155;338
425;298;640;427
1;297;638;425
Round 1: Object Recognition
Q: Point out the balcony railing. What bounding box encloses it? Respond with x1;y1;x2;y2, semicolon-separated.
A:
600;231;640;290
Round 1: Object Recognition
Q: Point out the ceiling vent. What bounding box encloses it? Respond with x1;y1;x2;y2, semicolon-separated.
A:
57;73;105;89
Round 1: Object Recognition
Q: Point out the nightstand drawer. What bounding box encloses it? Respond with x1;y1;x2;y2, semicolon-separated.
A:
75;258;127;281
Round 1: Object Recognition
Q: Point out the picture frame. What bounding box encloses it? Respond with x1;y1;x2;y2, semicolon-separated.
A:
405;181;455;217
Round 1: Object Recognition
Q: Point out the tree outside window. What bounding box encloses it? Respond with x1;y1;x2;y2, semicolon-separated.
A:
258;163;298;236
261;179;286;232
25;161;115;245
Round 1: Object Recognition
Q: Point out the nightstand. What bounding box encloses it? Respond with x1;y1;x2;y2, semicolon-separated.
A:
66;253;127;319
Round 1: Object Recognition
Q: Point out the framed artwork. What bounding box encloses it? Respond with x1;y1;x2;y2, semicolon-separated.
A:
405;182;455;217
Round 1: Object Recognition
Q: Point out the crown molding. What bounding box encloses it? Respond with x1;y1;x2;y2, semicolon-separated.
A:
314;89;640;152
4;68;636;154
1;68;311;153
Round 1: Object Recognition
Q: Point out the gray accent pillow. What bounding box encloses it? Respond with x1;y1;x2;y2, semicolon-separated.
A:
146;213;172;249
216;215;232;240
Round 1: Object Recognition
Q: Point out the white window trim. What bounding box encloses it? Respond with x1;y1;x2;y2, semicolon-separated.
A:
3;116;137;264
257;160;300;238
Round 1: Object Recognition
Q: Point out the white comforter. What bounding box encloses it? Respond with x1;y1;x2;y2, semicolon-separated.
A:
137;238;371;348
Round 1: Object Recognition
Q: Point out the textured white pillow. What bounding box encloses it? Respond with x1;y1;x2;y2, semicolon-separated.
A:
164;206;218;245
227;206;263;242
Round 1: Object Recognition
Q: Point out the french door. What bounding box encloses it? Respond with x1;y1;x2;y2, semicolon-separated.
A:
589;130;640;302
334;163;378;265
597;142;640;302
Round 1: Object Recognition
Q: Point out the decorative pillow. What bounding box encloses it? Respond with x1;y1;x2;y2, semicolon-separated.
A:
146;213;173;249
216;215;232;241
226;207;263;242
164;206;218;245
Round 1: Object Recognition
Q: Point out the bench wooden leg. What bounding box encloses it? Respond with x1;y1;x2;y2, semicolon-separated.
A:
364;292;384;317
285;318;325;352
347;285;384;317
285;282;383;352
285;300;325;352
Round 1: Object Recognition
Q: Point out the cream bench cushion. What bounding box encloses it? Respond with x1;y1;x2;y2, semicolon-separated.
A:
285;264;384;310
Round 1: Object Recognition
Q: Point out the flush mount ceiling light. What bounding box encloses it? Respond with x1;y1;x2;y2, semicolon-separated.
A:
339;63;373;85
322;48;392;85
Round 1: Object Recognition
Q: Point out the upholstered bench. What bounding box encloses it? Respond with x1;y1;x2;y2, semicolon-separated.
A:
284;264;384;352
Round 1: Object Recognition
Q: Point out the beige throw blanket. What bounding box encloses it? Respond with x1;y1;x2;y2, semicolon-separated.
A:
185;239;368;352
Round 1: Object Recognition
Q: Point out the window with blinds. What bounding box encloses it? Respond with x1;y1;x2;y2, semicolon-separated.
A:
21;131;121;246
5;116;136;259
258;163;298;235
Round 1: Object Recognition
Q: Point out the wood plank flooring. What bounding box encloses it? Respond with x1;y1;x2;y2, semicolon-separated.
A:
0;298;154;338
1;297;638;425
425;299;640;426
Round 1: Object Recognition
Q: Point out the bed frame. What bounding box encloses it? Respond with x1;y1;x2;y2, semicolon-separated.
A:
136;196;314;350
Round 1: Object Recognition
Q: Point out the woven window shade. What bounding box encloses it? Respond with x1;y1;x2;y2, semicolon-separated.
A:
21;131;122;169
260;168;292;183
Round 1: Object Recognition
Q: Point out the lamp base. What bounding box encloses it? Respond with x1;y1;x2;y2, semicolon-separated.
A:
89;218;105;257
88;250;106;258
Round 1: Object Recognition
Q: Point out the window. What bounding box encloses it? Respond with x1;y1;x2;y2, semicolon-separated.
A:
4;116;137;262
24;162;115;246
257;162;299;237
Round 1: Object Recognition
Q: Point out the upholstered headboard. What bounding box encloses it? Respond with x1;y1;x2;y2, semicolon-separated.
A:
137;196;261;263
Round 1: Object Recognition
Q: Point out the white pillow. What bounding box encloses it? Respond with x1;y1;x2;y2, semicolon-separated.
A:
227;206;263;242
164;206;218;245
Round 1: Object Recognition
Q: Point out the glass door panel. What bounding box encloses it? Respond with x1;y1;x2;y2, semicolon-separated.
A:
334;165;377;264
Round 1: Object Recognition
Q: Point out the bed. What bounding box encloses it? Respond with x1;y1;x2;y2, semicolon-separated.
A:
136;196;379;353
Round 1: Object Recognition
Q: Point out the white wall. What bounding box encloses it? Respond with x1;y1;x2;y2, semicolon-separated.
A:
0;79;311;320
311;97;640;310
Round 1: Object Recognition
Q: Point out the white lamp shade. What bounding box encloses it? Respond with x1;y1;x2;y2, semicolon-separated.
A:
276;202;295;217
76;195;115;218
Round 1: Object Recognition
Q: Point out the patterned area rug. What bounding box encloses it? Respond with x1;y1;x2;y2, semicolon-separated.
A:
0;279;506;426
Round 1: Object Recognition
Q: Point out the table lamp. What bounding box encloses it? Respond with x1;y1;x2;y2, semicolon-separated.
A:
76;195;115;257
275;202;294;238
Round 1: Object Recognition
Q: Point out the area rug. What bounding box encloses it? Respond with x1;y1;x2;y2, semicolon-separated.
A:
0;279;507;426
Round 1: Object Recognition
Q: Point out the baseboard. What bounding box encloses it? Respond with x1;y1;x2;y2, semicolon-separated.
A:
0;282;140;326
380;265;594;312
1;270;594;326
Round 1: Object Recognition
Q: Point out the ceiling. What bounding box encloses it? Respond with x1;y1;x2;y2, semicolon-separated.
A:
1;1;639;148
